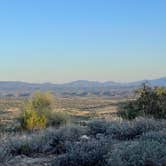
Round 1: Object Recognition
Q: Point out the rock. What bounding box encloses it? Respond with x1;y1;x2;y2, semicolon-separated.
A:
80;135;89;141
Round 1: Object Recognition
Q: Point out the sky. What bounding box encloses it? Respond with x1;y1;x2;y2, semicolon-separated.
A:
0;0;166;83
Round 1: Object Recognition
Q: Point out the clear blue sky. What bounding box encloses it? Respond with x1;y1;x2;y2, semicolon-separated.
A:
0;0;166;83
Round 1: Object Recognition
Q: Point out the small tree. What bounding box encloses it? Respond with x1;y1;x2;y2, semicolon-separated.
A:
118;84;166;119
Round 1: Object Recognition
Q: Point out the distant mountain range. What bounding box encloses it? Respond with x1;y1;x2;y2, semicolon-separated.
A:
62;77;166;87
0;77;166;97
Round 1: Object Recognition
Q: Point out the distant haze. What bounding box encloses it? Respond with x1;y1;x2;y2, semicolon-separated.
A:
0;0;166;83
0;77;166;98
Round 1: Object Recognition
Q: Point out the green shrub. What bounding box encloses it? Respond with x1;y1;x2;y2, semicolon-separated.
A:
30;91;53;117
20;92;54;130
118;84;166;120
20;109;47;130
20;92;71;130
19;92;53;130
118;101;141;120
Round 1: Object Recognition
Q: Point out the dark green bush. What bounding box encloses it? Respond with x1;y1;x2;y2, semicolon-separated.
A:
118;84;166;120
118;101;141;120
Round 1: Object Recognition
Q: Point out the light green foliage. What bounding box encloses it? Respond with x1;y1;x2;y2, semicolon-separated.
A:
29;91;54;118
21;109;47;130
20;92;53;130
20;92;69;130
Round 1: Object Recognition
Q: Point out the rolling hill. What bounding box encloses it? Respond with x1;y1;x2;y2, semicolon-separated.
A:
0;77;165;97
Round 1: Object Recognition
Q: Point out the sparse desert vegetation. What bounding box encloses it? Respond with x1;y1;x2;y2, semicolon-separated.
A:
0;86;166;166
0;118;166;165
1;0;166;165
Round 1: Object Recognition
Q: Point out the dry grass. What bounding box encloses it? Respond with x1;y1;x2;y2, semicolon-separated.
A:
0;97;126;131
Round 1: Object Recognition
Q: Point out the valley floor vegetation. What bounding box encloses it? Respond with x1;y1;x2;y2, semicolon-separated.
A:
0;86;166;166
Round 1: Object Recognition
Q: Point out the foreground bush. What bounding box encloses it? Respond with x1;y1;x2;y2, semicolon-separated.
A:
20;109;47;130
19;92;69;130
2;125;87;158
107;140;166;166
140;129;166;144
87;118;166;140
1;118;166;165
54;139;110;166
118;84;166;119
20;92;53;130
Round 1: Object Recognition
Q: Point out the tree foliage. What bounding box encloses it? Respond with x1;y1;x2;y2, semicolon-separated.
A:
20;92;54;130
119;84;166;119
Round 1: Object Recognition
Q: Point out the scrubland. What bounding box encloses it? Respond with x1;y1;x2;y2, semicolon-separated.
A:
0;86;166;166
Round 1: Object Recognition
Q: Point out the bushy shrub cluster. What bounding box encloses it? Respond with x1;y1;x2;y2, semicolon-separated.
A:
19;92;69;130
52;118;166;166
44;125;87;154
1;118;166;165
87;118;166;140
54;138;110;166
0;125;87;162
20;109;47;130
118;84;166;119
107;140;166;166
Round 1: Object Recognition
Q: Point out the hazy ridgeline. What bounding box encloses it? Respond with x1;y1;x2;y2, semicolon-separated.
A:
0;77;166;98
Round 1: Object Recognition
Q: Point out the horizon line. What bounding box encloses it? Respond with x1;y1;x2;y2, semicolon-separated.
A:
0;76;165;85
